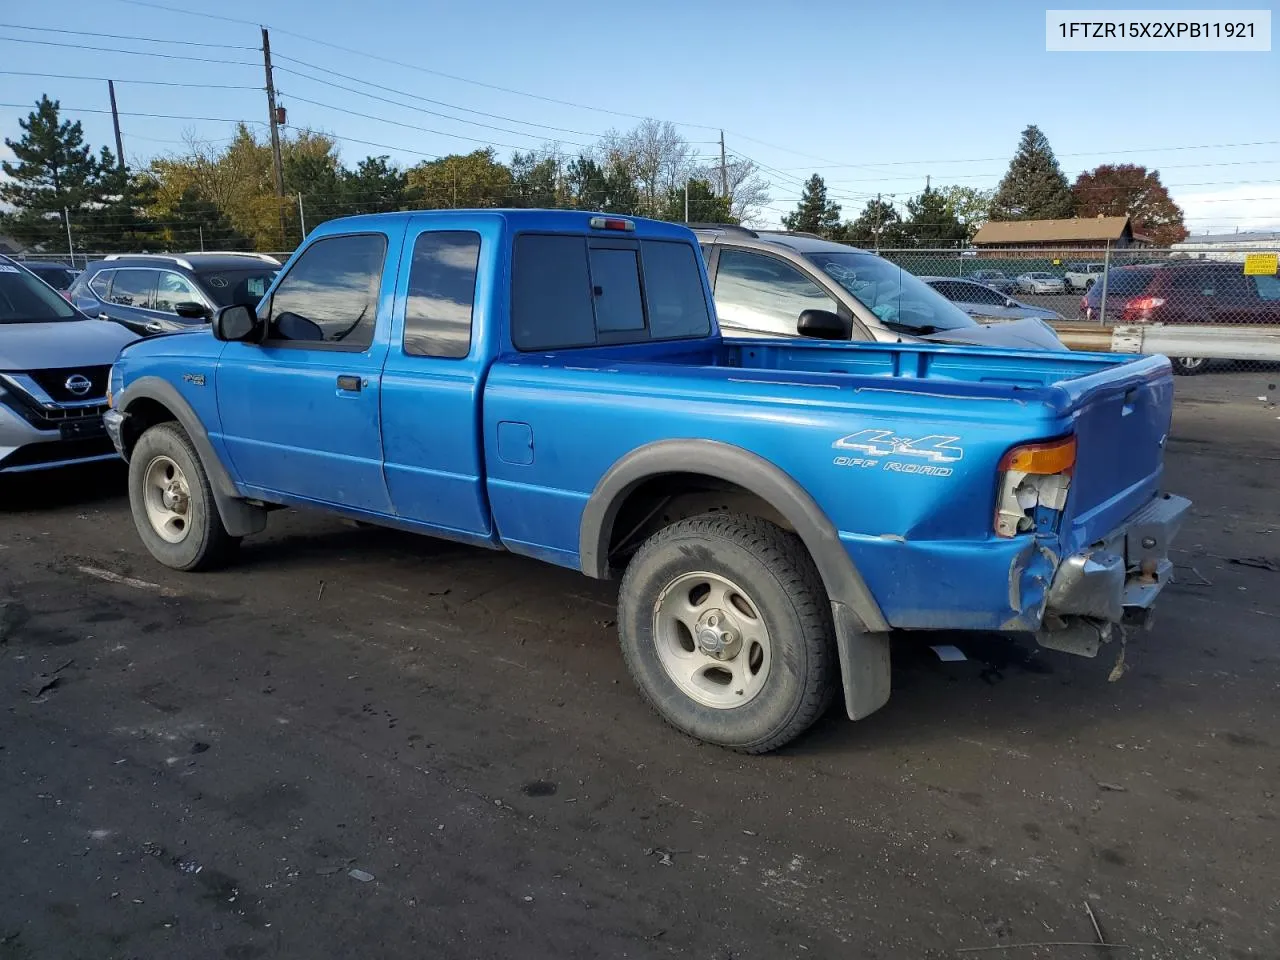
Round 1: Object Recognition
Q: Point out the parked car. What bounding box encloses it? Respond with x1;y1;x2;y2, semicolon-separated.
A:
0;255;138;473
21;260;78;295
694;226;1064;350
921;277;1065;323
1015;272;1067;295
1064;262;1105;293
1082;261;1280;374
104;210;1187;754
965;269;1018;294
68;252;280;337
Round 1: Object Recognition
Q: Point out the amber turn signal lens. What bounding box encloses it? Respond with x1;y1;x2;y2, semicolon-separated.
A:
998;436;1076;475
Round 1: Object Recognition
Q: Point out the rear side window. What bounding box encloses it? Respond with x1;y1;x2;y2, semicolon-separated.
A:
512;235;597;350
108;269;158;309
403;231;481;358
89;270;113;299
511;235;711;351
641;240;711;339
1095;269;1153;299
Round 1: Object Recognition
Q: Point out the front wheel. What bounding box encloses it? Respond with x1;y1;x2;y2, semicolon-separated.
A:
1171;356;1208;376
128;422;240;571
617;513;837;754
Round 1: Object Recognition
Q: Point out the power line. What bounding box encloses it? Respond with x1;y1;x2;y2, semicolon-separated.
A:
0;34;258;66
272;58;609;139
276;91;589;151
0;69;260;90
782;139;1280;171
107;0;261;27
0;101;265;124
0;21;257;49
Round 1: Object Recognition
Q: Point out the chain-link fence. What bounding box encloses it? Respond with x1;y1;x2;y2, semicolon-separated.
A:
869;245;1280;375
9;239;1279;376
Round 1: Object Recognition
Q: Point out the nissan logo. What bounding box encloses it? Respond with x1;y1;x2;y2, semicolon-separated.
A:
65;374;93;397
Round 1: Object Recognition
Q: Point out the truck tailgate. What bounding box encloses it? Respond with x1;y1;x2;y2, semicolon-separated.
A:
1060;361;1175;552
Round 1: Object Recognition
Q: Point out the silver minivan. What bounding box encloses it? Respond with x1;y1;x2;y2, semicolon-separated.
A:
693;226;1065;351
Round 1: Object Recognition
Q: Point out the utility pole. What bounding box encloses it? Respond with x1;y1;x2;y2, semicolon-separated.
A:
719;130;728;201
107;80;125;170
684;180;690;223
198;225;205;252
873;192;882;253
297;193;307;238
262;27;286;240
64;207;74;267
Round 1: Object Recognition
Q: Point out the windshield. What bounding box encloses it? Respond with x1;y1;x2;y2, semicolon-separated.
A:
805;252;976;334
198;268;279;308
0;262;79;324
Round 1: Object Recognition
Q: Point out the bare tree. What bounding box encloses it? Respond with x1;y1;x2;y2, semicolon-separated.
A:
719;157;771;225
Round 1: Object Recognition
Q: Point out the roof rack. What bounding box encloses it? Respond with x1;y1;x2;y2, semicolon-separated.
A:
184;251;282;264
103;253;194;270
686;223;759;238
757;229;826;240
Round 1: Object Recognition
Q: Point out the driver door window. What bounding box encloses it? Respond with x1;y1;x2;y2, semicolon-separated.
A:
265;234;387;348
713;249;838;337
154;271;206;315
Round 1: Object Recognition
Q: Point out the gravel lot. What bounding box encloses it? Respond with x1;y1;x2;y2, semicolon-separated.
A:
2;371;1278;959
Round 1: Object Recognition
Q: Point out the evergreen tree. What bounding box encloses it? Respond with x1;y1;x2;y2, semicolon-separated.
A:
989;125;1074;221
78;147;162;252
163;186;249;251
844;197;904;246
341;156;408;213
904;184;966;242
782;174;842;237
659;179;733;223
0;96;100;249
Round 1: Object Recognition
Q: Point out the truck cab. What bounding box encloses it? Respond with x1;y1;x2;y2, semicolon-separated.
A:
104;210;1189;754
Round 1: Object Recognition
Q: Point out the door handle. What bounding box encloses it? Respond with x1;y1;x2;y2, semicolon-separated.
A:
98;313;112;321
337;375;363;393
145;321;164;333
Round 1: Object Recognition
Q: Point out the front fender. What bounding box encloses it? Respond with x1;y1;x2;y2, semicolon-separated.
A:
117;376;267;538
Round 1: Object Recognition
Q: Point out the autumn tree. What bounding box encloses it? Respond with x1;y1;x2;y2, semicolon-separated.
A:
990;125;1074;221
939;185;993;239
405;149;513;208
782;174;842;237
1071;164;1188;245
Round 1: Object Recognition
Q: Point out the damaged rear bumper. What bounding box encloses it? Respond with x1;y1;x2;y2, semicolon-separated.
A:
1037;493;1191;657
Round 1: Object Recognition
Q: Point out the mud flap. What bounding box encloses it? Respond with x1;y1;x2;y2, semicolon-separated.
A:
831;601;891;721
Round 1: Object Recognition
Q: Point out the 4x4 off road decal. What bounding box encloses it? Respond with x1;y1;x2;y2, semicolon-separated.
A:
831;429;963;477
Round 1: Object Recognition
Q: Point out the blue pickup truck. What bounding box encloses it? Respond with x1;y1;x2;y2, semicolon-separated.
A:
103;210;1189;753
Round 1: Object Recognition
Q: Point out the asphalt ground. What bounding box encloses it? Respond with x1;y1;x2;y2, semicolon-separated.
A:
1;369;1277;960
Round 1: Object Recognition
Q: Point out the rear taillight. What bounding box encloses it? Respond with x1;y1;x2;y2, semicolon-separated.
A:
994;436;1076;538
1121;296;1165;322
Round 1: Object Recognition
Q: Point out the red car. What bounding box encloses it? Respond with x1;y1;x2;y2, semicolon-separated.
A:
1082;261;1280;374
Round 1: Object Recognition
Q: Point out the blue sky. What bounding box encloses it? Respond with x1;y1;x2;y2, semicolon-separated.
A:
2;0;1278;231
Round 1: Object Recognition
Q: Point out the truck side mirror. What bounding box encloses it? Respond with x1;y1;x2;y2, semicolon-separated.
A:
212;304;260;342
797;309;851;341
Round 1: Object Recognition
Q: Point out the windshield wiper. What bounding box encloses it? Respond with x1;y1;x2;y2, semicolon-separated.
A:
882;321;938;335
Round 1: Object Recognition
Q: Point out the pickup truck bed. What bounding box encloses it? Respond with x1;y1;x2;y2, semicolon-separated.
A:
104;209;1188;753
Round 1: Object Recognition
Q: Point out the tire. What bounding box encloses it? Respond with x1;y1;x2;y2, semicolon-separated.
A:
128;422;240;571
1084;279;1095;291
617;513;837;754
1171;357;1208;376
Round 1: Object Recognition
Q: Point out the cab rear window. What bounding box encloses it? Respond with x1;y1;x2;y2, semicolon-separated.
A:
511;235;711;351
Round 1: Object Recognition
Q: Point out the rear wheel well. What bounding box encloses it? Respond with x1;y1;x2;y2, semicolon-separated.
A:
607;473;792;570
121;397;178;455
